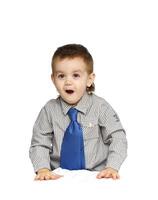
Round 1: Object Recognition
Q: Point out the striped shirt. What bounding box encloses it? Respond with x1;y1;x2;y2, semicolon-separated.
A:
29;92;127;173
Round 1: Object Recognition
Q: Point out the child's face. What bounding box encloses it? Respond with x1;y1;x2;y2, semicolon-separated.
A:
51;57;95;105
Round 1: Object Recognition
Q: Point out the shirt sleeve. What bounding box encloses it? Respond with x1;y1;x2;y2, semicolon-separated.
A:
29;106;53;173
99;100;128;171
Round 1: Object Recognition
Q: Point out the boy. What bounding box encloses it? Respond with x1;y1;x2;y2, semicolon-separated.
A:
29;44;127;181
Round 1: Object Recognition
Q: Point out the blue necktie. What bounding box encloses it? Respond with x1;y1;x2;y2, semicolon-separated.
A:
60;108;85;170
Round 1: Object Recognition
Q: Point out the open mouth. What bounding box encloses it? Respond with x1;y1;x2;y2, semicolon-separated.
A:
65;90;74;94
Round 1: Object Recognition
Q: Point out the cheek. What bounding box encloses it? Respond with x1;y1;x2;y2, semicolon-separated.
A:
54;80;63;89
77;80;88;89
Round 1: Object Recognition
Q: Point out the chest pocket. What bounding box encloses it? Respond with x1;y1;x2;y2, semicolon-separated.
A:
80;120;99;140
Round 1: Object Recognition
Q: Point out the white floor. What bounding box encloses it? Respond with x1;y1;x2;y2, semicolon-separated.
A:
2;166;156;200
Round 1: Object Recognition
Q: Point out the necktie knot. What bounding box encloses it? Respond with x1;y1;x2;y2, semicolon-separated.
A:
68;107;78;121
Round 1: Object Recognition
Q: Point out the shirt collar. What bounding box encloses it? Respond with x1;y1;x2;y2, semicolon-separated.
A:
59;91;92;115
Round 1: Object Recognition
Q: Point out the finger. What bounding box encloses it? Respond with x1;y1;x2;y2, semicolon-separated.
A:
97;171;108;179
50;174;63;180
52;173;63;178
111;172;120;180
39;175;45;181
104;172;112;178
53;173;63;177
96;172;104;179
115;173;120;179
54;174;63;177
34;175;40;181
45;175;51;180
112;173;117;180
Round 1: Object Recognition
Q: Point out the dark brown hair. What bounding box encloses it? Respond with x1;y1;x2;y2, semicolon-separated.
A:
51;44;95;93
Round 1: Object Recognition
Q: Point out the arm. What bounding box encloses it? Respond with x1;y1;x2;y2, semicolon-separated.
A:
29;106;53;173
29;105;63;181
97;101;128;179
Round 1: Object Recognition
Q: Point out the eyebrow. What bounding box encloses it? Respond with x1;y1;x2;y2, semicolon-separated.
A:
55;70;82;74
72;70;82;73
55;71;64;74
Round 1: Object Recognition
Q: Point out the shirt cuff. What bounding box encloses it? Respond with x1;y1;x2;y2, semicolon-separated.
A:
33;162;51;174
105;154;127;171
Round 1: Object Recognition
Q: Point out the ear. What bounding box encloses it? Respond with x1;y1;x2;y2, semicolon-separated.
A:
87;73;95;87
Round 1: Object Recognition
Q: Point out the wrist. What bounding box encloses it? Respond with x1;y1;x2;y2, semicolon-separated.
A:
37;168;50;174
104;167;118;172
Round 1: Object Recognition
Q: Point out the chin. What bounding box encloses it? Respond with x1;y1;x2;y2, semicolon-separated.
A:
66;99;78;105
62;97;79;105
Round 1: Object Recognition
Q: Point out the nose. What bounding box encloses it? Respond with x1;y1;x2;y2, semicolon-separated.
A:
65;77;72;85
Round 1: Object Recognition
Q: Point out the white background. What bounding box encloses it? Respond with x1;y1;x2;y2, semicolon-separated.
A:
0;0;158;199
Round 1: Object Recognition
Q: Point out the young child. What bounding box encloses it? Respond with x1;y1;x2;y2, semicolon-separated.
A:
29;44;127;181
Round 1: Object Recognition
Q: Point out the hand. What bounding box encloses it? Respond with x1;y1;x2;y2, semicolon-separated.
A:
96;167;120;180
34;168;63;181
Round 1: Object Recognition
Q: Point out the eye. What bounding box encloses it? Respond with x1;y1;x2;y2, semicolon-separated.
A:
57;74;65;79
73;73;80;78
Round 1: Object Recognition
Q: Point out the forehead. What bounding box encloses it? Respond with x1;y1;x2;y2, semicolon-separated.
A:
54;57;87;72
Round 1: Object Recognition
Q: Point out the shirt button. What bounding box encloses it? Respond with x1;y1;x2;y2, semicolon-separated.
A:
89;123;93;127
